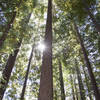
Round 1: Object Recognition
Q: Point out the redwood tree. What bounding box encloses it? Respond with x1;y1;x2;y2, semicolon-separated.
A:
20;45;34;100
75;60;86;100
0;39;22;100
58;60;65;100
74;76;79;100
0;13;31;100
70;75;75;100
38;0;53;100
74;23;100;100
82;66;93;100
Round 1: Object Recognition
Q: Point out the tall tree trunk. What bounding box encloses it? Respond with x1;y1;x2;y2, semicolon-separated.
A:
74;23;100;100
74;77;79;100
58;60;65;100
0;39;22;100
38;0;53;100
79;52;93;100
70;75;75;100
0;0;22;48
82;0;100;33
20;45;34;100
75;61;86;100
0;12;31;100
82;66;93;100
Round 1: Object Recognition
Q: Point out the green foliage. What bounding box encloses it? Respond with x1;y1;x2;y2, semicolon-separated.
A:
0;0;100;99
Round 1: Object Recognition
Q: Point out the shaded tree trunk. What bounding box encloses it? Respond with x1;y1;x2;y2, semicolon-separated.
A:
74;23;100;100
38;0;53;100
58;60;65;100
20;45;34;100
0;12;31;100
70;75;75;100
97;36;100;54
0;0;22;48
75;61;86;100
79;52;93;100
82;0;100;33
82;66;93;100
0;39;22;100
74;77;79;100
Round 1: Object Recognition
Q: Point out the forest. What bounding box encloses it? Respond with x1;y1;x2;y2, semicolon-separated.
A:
0;0;100;100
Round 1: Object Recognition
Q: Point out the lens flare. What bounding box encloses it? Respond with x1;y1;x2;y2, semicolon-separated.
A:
37;42;45;52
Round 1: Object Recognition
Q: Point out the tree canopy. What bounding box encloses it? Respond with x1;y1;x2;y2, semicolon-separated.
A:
0;0;100;100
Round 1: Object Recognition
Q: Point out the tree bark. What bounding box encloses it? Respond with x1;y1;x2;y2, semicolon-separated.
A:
75;60;86;100
20;45;34;100
0;39;22;100
82;0;100;33
70;75;75;100
82;66;93;100
74;23;100;100
58;60;65;100
79;52;93;100
0;0;22;48
38;0;53;100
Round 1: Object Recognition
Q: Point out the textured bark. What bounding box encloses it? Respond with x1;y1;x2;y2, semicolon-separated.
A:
75;61;86;100
82;66;93;100
82;0;100;33
0;0;22;48
58;60;65;100
38;0;53;100
74;23;100;100
0;40;22;100
20;45;34;100
70;75;75;100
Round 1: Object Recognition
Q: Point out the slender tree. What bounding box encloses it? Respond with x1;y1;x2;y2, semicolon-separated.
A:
20;45;34;100
0;39;22;100
74;77;79;100
0;13;31;100
80;51;93;100
0;0;22;48
58;60;65;100
75;60;86;100
74;23;100;100
82;66;93;100
38;0;53;100
70;75;75;100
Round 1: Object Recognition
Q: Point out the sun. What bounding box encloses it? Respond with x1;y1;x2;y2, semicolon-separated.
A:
37;42;46;52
